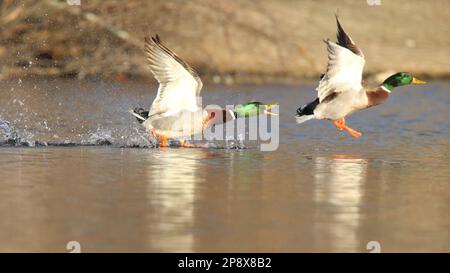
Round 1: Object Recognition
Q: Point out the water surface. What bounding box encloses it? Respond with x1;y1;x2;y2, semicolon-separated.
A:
0;79;449;252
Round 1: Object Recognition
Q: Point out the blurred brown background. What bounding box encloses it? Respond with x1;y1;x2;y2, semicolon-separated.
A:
0;0;449;83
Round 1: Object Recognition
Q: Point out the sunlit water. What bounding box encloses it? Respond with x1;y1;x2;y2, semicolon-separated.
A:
0;79;449;252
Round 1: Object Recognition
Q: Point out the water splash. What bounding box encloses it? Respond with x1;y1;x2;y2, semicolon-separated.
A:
1;115;256;149
224;133;246;150
0;118;35;146
0;116;157;148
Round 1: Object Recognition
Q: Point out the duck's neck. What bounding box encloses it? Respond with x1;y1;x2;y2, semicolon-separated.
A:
204;109;237;124
222;109;237;122
366;86;391;107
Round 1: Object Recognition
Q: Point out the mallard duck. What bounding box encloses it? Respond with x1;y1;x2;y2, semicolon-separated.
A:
131;35;277;147
295;16;427;138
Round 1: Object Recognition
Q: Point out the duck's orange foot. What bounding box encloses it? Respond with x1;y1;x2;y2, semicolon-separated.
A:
179;139;204;148
334;118;345;131
150;129;170;147
159;134;169;147
333;118;362;138
345;127;362;138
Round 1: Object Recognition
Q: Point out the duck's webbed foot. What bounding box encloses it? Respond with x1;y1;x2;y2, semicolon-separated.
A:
158;134;169;147
333;118;362;138
150;129;169;147
179;139;206;148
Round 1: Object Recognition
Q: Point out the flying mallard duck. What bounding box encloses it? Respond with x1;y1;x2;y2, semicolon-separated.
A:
131;35;277;147
295;16;426;138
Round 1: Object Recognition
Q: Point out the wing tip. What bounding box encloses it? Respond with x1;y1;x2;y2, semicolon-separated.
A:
143;33;203;87
323;38;333;47
152;34;161;44
335;14;345;36
145;34;162;46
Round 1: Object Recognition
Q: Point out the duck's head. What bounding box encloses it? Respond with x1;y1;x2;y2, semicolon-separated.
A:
382;72;427;92
233;102;278;117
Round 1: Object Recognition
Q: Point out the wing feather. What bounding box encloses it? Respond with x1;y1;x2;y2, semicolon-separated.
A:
144;35;203;117
316;17;365;103
336;15;364;58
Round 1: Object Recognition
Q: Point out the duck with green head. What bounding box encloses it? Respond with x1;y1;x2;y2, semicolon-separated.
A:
295;15;427;138
131;35;277;147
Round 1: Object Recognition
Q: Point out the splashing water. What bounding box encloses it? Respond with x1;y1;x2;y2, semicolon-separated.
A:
0;118;36;147
0;116;159;148
223;133;246;150
0;80;264;149
0;114;250;149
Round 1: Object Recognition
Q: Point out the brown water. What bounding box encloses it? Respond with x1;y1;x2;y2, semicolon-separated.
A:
0;79;449;252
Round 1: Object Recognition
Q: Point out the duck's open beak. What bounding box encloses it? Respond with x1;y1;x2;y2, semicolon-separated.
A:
263;103;279;116
412;77;427;85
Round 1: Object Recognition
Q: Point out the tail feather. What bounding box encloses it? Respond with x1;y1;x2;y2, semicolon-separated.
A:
295;98;319;124
130;107;149;124
295;115;315;124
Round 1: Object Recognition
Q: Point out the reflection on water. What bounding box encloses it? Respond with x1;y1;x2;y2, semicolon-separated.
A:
313;156;367;251
1;80;450;252
144;151;204;252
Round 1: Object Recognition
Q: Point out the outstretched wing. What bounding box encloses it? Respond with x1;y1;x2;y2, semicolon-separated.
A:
336;15;364;58
145;35;203;117
316;16;365;103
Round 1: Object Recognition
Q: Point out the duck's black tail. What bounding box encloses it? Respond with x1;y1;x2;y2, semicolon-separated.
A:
295;98;319;124
130;107;149;124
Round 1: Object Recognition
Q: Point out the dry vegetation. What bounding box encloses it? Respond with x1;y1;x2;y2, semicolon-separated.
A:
0;0;449;84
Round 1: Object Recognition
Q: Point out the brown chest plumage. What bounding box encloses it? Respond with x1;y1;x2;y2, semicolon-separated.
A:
366;87;390;108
